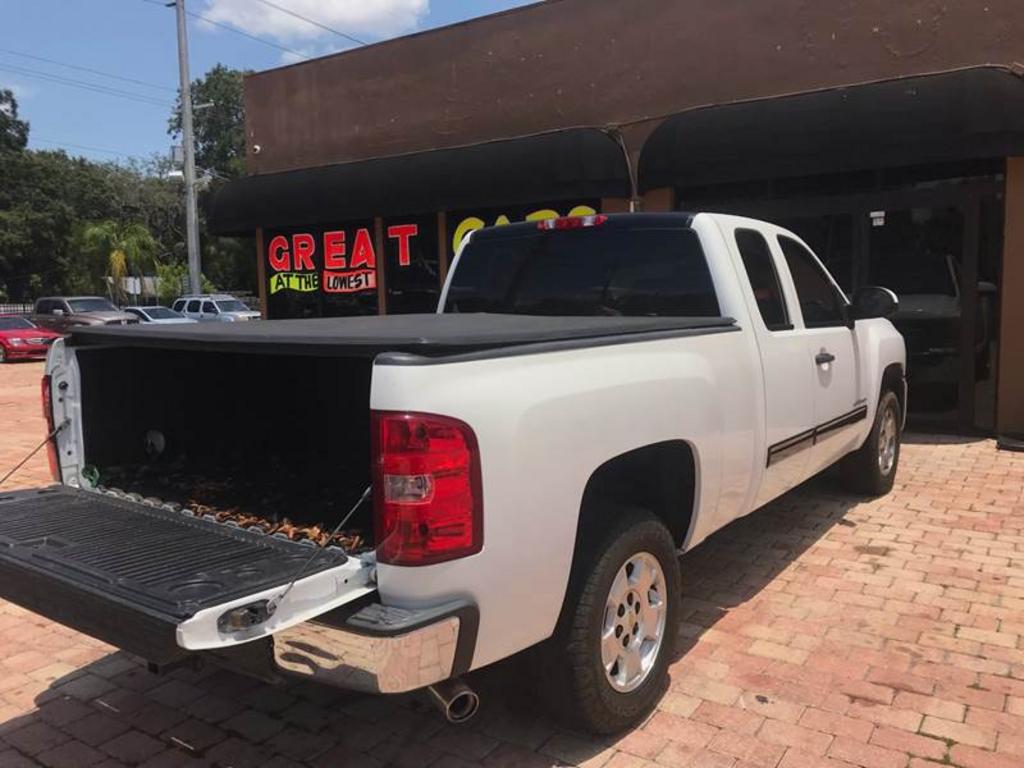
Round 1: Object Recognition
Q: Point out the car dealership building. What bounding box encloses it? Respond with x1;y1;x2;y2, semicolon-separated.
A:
207;0;1024;440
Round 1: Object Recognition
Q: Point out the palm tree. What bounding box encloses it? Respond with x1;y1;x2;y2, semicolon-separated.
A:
78;221;158;303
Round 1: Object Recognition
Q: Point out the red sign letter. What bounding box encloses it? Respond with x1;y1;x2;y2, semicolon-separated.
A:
292;233;315;271
268;235;290;271
387;223;418;266
323;230;347;270
350;228;376;269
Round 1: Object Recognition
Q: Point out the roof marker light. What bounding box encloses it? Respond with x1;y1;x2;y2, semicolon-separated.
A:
536;214;608;231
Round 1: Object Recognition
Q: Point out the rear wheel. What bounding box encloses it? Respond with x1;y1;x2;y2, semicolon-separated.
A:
538;509;680;734
0;346;7;363
841;390;901;495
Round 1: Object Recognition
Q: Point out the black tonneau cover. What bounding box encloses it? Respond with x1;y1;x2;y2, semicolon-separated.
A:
68;313;735;358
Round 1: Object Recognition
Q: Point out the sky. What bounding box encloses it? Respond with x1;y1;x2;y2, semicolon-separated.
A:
0;0;535;165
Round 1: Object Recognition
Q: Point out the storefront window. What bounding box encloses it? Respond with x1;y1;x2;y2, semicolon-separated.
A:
383;215;441;314
869;207;964;421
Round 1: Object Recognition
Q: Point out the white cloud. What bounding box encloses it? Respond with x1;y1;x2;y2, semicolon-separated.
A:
201;0;429;44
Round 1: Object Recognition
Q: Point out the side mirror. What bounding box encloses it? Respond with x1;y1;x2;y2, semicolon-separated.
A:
849;286;899;321
52;308;65;316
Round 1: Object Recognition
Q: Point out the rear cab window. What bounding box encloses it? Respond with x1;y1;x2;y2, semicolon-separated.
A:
445;225;720;317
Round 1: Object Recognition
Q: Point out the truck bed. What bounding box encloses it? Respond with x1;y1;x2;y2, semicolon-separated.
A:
66;313;736;358
0;487;348;662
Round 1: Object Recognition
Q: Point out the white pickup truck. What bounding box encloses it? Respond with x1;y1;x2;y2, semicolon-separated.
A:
2;212;905;734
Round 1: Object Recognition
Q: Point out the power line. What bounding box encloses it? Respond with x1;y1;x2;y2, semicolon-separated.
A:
0;63;172;107
31;137;137;158
138;0;307;59
0;47;175;93
252;0;367;47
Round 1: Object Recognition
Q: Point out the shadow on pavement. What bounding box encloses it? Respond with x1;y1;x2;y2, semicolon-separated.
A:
0;467;899;766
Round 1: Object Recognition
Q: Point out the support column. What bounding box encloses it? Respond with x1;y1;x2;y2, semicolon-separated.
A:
374;217;387;315
997;158;1024;441
255;227;267;319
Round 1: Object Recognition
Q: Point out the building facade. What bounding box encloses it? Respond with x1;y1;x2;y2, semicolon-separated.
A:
208;0;1024;440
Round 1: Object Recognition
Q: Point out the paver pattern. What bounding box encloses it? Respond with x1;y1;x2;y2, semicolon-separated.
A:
2;360;1024;767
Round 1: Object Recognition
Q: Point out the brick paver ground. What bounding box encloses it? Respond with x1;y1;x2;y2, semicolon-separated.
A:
2;360;1024;767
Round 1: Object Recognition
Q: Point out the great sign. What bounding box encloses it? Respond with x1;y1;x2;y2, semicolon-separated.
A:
263;202;599;316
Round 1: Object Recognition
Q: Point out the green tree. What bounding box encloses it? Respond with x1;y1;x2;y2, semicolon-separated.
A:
76;220;158;302
168;64;250;179
0;89;28;153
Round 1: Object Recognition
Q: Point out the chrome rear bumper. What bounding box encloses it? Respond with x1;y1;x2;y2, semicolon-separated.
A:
273;600;477;694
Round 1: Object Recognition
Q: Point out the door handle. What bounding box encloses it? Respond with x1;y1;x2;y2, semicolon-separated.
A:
815;351;836;366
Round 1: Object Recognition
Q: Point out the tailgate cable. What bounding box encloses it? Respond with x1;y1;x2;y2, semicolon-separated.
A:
0;419;69;489
266;485;372;616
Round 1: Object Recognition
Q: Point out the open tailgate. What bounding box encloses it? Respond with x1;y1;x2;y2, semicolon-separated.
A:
0;487;374;663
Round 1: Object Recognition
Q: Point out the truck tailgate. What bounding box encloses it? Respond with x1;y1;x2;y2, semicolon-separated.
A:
0;487;372;663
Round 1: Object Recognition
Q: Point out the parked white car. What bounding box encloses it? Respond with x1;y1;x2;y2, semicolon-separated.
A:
123;306;197;325
171;294;261;322
13;213;904;734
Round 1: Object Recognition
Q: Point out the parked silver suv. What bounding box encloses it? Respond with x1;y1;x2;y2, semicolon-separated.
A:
171;294;261;322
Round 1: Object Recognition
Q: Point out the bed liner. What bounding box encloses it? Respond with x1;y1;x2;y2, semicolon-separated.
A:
67;313;736;358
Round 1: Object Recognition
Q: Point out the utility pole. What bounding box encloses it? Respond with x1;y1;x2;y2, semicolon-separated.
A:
173;0;201;294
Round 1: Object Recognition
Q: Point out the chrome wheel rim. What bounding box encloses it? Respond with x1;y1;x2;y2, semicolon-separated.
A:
878;406;898;475
602;551;667;693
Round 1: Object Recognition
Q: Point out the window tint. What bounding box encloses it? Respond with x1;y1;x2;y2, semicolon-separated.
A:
734;229;790;330
445;228;720;317
68;298;116;313
125;308;145;321
172;300;184;312
35;300;53;314
186;300;200;313
777;236;847;327
202;301;217;314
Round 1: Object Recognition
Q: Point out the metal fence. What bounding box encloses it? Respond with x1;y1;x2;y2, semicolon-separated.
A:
0;303;34;316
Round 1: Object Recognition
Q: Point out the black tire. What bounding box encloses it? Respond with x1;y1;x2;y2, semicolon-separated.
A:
841;390;901;495
537;509;681;734
0;346;6;363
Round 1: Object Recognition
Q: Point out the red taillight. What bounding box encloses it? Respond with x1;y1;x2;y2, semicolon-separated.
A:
371;411;482;566
40;375;59;481
536;214;608;231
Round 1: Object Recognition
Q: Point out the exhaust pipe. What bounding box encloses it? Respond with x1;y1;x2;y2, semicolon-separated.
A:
427;678;480;724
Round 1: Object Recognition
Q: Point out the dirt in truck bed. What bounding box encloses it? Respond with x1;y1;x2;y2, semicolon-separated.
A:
96;463;369;551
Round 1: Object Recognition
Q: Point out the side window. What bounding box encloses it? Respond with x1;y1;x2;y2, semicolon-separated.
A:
734;229;790;331
172;300;184;312
202;301;217;314
777;235;847;327
35;300;53;315
187;300;201;313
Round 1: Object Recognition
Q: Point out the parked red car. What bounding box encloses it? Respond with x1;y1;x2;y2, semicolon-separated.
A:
0;315;62;363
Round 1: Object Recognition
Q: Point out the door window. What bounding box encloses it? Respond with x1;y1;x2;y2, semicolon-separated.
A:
777;236;847;328
186;300;200;313
734;229;790;330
